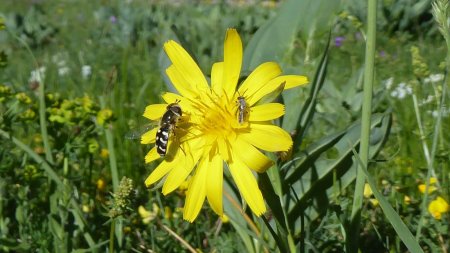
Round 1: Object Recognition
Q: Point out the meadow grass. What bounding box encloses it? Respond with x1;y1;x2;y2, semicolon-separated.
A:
0;0;449;252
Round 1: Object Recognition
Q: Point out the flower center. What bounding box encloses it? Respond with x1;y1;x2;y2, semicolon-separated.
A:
199;95;236;137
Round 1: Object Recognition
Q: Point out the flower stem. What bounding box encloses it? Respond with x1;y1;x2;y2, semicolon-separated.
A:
9;30;54;164
348;0;377;252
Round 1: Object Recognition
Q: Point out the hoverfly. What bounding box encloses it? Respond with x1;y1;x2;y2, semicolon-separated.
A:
155;101;182;156
236;95;248;125
126;101;182;157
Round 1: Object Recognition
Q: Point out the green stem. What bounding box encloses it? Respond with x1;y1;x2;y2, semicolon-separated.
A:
348;0;377;252
109;219;116;253
412;93;433;240
99;96;122;247
9;30;54;164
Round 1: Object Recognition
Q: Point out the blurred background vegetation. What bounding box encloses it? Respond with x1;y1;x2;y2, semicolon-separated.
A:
0;0;448;252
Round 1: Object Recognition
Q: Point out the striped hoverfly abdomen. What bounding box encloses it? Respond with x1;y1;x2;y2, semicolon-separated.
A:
156;102;182;156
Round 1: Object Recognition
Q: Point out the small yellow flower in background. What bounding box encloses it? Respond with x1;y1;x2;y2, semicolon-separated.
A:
418;184;437;194
404;195;411;205
363;183;379;206
141;29;308;222
96;178;106;191
418;177;439;194
100;148;109;159
82;204;92;213
369;199;379;207
164;206;172;219
428;196;449;220
138;204;160;224
429;177;438;184
19;108;36;120
363;183;373;198
87;138;99;154
15;92;32;104
96;108;113;126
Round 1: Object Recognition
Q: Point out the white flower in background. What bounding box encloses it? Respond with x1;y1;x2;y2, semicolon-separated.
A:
419;95;434;106
424;73;444;84
29;66;46;83
52;53;71;77
82;65;92;79
428;108;449;118
390;82;413;99
383;77;394;90
58;67;70;76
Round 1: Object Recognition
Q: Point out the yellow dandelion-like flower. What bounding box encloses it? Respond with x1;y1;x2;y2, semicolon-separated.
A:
428;196;449;220
141;29;308;222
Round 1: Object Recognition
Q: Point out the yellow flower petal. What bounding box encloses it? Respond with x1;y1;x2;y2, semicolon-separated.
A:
246;75;308;106
436;197;450;212
428;197;449;219
141;127;158;144
145;159;176;187
222;28;243;98
248;103;285;122
281;75;309;89
166;65;196;98
217;137;231;162
144;147;160;164
238;62;281;98
161;92;196;113
143;104;167;120
211;62;224;95
239;124;292;152
228;156;266;216
164;40;209;93
162;151;199;195
206;154;223;216
184;158;208;222
232;137;273;173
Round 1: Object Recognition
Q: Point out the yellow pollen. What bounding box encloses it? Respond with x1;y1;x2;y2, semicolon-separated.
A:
201;100;234;135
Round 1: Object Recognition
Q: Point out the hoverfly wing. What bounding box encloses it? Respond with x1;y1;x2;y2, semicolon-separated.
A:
125;124;155;140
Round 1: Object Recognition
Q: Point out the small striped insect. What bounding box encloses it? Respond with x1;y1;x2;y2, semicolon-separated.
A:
236;95;248;125
155;101;182;156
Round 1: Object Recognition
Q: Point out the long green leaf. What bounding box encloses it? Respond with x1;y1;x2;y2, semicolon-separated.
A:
351;148;425;253
284;112;391;236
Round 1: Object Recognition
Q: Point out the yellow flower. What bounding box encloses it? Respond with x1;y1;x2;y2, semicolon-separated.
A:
418;184;437;194
97;108;113;126
404;195;411;205
96;178;106;191
15;92;32;104
100;148;109;159
369;199;379;207
141;29;308;222
138;204;159;224
429;177;438;184
363;183;373;198
428;197;449;220
164;206;172;220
